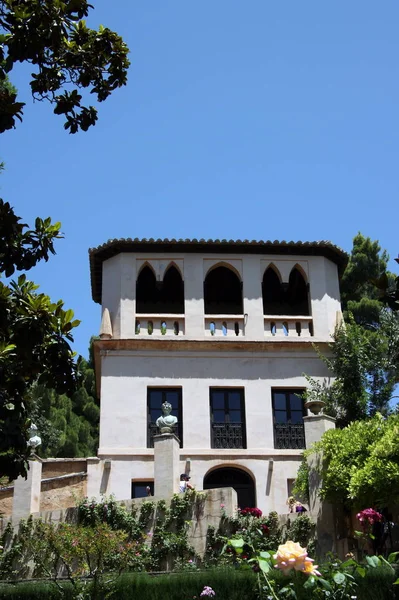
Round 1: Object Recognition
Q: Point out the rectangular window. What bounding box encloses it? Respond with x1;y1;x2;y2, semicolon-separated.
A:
210;388;246;449
272;389;305;449
147;388;183;448
131;481;154;499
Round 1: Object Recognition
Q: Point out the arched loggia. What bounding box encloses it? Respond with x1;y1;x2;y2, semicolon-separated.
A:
136;265;159;313
204;266;243;314
262;266;310;316
161;265;184;313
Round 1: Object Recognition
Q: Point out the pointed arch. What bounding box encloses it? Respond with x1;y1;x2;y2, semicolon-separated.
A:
290;263;308;284
163;261;183;280
136;265;159;313
205;261;242;282
161;264;184;313
262;265;283;315
286;266;310;315
137;261;156;278
204;265;243;314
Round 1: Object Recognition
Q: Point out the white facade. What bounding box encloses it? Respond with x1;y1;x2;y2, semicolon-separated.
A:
88;239;345;515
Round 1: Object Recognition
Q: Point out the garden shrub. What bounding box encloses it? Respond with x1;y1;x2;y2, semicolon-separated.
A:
0;565;398;600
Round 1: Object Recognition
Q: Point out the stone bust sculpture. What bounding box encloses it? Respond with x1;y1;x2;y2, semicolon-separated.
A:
156;401;178;434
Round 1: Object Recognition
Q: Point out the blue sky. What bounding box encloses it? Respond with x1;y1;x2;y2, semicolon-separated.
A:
1;1;398;357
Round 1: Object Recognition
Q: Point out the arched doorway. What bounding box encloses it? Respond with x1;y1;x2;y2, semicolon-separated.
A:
203;467;256;509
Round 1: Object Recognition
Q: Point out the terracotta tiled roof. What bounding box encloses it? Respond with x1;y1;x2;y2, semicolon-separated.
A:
89;237;348;304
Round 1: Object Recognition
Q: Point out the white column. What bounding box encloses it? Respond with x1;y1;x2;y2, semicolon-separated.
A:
12;459;42;520
153;433;180;497
184;255;205;339
303;414;336;449
120;254;137;339
242;256;264;340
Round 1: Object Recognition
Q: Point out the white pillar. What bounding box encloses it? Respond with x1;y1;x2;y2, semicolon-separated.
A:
153;433;180;497
303;415;337;557
303;414;335;449
12;459;42;520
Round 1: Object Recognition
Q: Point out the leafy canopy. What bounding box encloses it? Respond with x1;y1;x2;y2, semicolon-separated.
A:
0;203;82;480
0;0;130;133
30;341;100;459
303;309;399;427
0;2;129;480
306;414;399;509
340;233;397;328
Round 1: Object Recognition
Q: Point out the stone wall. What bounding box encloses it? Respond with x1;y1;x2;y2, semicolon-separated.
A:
40;473;87;512
0;458;88;518
0;487;237;558
0;487;13;517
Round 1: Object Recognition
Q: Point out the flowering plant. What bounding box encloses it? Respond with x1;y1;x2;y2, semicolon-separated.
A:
356;508;383;528
239;507;262;518
274;541;320;576
200;585;216;597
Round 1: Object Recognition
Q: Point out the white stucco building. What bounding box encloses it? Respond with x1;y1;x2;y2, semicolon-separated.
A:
87;238;347;514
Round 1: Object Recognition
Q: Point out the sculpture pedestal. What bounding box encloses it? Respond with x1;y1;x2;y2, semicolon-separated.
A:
12;458;42;520
303;415;337;556
303;414;335;449
153;433;180;498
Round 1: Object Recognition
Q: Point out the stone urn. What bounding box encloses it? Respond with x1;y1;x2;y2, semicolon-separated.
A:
304;400;326;415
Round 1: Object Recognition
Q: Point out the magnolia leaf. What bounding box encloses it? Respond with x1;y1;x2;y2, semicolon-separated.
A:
365;555;380;568
230;538;245;549
303;575;316;589
333;572;346;585
319;578;332;591
258;557;271;574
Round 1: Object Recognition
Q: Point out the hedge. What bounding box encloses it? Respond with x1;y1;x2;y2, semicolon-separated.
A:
0;566;398;600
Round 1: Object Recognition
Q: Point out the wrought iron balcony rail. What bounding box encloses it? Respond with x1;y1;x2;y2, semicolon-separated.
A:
274;422;305;449
211;422;246;449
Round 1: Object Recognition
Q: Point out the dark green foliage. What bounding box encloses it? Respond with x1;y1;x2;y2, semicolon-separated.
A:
77;495;145;534
0;204;81;480
304;309;399;427
292;459;310;505
0;566;398;600
0;0;130;134
341;233;396;328
0;581;75;599
76;492;204;571
203;510;283;569
305;414;399;508
31;344;99;458
0;0;129;476
285;515;315;551
354;562;399;600
301;234;399;428
115;570;259;600
0;571;259;600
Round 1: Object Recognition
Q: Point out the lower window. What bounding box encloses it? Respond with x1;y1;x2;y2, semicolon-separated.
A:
210;388;246;449
131;481;154;498
272;389;305;449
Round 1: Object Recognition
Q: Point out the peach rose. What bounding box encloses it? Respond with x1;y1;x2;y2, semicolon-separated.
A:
273;541;319;576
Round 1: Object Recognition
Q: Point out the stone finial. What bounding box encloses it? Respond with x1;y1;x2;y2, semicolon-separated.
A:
100;308;113;339
27;423;42;452
156;401;178;434
304;400;326;415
